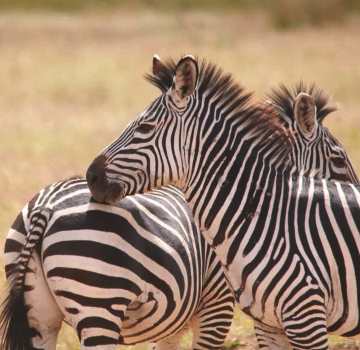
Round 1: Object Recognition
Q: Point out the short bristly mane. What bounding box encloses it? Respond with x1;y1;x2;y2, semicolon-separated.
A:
144;58;176;93
145;58;291;169
266;82;337;123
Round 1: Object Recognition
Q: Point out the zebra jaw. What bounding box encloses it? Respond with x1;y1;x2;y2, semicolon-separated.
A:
89;180;126;205
86;154;127;204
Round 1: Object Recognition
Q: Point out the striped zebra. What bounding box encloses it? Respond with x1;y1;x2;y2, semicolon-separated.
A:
1;181;235;350
265;82;357;182
83;55;360;350
0;56;357;350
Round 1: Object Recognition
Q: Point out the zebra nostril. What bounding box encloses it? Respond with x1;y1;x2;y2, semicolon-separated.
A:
86;169;98;186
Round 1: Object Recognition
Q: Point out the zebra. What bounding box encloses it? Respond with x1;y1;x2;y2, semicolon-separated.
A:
84;55;360;350
2;85;350;350
265;82;358;182
1;56;357;350
1;180;235;350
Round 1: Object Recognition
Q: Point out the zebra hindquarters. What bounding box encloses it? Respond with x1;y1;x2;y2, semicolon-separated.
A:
24;252;63;350
1;209;63;350
41;227;131;349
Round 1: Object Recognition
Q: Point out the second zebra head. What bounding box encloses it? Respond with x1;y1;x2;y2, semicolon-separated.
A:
267;83;358;183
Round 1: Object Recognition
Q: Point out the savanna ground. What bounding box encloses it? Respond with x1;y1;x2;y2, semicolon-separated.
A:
1;3;360;349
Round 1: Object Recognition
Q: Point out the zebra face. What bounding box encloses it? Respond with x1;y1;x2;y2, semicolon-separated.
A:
87;55;199;204
320;130;359;183
291;92;359;183
268;86;359;183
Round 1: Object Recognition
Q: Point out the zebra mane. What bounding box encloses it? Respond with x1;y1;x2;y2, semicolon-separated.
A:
144;58;177;93
266;82;337;123
145;58;291;168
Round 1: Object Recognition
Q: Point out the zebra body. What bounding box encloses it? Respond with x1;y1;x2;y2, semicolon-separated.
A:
224;172;360;344
3;179;234;349
85;55;360;349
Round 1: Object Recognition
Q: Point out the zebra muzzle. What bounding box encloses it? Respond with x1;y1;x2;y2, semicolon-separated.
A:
87;155;125;204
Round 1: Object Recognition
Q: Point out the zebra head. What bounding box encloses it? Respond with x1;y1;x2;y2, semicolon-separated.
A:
87;55;200;203
267;84;359;183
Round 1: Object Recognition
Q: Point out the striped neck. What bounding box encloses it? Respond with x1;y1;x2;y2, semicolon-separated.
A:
181;107;289;252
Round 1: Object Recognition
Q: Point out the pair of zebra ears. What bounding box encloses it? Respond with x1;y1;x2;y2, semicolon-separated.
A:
294;92;318;137
152;55;318;134
153;54;198;106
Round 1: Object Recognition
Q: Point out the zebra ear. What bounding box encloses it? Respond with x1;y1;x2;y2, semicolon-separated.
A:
294;92;317;136
171;55;198;105
152;54;165;76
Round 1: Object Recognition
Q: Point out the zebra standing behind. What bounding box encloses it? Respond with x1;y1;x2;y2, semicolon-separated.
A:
84;55;360;350
1;56;358;350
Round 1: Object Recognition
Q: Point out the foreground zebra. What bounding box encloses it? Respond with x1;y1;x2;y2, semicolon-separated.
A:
84;56;360;349
2;183;235;350
1;57;357;350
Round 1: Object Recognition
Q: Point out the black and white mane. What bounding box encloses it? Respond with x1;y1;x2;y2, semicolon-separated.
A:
267;81;336;123
145;58;292;169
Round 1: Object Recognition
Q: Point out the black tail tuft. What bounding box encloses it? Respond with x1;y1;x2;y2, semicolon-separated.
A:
0;279;32;350
1;207;52;350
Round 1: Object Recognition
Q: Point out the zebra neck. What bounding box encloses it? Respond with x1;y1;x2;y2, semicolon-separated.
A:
182;137;281;250
183;165;290;313
180;103;291;263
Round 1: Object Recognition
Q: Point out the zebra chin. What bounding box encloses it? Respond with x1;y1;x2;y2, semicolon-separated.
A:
89;180;125;204
86;154;127;204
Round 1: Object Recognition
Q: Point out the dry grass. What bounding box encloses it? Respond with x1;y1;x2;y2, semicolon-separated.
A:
0;9;360;349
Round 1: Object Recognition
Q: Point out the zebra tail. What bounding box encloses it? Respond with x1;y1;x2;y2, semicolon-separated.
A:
0;282;32;350
0;207;53;350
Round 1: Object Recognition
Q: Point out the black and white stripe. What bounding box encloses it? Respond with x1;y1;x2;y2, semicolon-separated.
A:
86;56;360;350
2;179;234;350
266;82;358;182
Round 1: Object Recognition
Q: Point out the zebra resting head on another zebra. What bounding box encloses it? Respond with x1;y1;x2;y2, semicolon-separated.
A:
87;55;360;350
1;55;358;350
87;55;358;206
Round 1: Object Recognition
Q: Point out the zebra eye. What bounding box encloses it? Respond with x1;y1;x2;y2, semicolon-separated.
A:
331;156;346;168
137;123;155;134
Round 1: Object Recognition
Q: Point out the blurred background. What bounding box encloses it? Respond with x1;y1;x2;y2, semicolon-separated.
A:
0;1;360;349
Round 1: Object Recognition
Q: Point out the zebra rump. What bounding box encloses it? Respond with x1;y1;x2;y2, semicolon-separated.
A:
2;179;234;349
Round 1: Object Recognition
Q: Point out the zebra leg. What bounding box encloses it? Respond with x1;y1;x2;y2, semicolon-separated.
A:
76;320;123;349
281;294;329;350
79;331;120;350
81;344;118;350
190;303;234;349
75;306;125;349
283;316;328;350
25;252;63;350
150;332;183;350
190;274;235;349
254;321;291;350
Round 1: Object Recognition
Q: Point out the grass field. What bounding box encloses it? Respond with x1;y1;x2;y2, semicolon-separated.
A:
1;8;360;349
